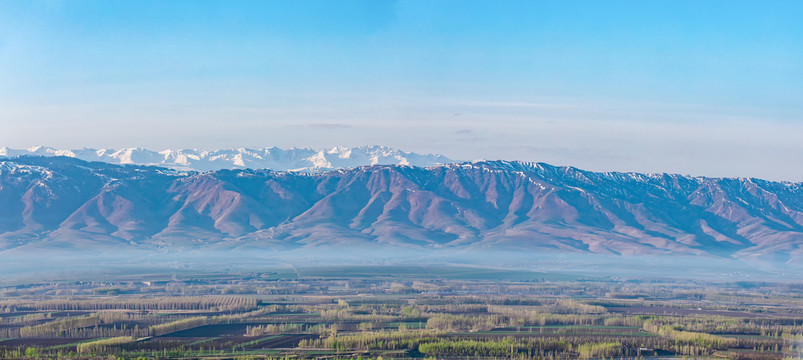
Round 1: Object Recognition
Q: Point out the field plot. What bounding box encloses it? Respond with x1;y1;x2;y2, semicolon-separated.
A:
161;324;252;337
605;306;774;318
0;266;801;359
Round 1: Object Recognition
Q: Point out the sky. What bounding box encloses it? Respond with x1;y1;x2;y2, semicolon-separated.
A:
1;1;802;180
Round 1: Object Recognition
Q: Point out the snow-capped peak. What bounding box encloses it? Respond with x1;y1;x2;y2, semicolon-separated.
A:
0;146;454;172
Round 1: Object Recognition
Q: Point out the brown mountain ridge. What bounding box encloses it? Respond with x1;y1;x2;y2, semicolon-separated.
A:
1;156;801;264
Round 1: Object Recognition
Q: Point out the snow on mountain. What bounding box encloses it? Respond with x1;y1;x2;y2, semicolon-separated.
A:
0;146;454;172
2;156;803;266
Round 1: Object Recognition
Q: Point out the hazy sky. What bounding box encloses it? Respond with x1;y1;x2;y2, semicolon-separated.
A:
1;1;802;180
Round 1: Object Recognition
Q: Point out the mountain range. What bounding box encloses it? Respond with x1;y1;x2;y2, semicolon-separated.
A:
0;155;801;265
0;145;453;172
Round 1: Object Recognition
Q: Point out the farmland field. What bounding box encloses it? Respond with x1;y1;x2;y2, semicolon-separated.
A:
0;265;801;359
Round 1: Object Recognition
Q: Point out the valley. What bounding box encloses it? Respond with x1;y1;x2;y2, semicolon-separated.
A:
1;266;801;359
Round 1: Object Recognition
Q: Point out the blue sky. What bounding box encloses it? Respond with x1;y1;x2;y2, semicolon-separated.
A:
1;1;802;180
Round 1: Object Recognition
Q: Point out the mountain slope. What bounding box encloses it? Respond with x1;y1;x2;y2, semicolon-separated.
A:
0;145;453;172
0;156;802;263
